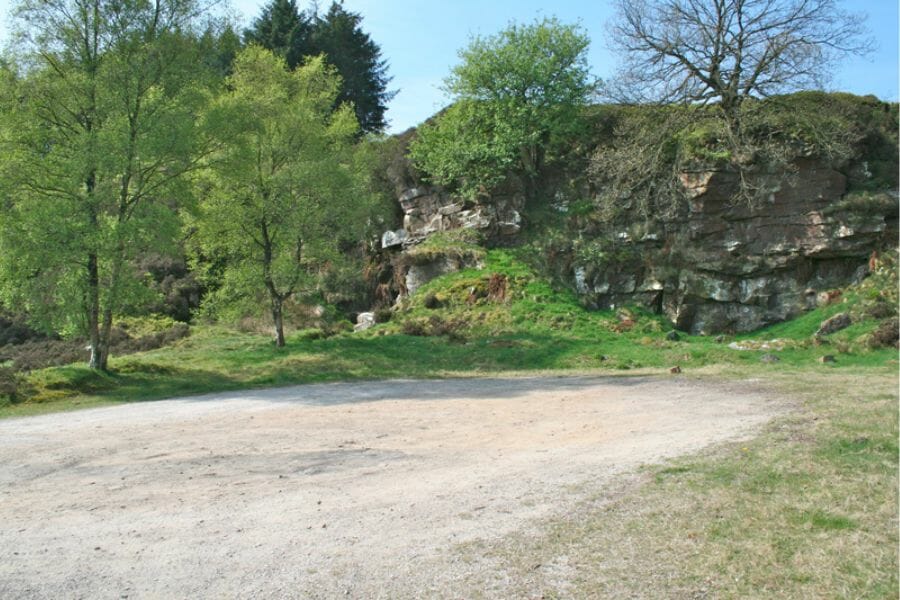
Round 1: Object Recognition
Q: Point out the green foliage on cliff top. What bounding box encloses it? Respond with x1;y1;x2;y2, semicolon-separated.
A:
587;91;898;217
410;17;597;200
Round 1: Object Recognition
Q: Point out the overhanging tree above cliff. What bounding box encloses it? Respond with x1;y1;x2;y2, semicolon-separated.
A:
410;18;598;200
607;0;873;132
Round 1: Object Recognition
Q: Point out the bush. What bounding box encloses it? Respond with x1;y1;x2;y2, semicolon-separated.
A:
0;313;50;347
401;317;428;337
487;273;508;302
867;318;899;349
0;321;191;373
400;315;468;341
0;367;21;405
116;314;181;337
423;292;443;309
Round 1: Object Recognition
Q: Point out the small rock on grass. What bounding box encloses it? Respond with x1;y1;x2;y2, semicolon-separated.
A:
760;353;780;364
815;312;851;337
819;355;836;363
666;331;681;341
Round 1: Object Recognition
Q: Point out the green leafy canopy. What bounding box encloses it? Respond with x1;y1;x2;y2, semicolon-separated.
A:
410;17;598;200
193;46;379;344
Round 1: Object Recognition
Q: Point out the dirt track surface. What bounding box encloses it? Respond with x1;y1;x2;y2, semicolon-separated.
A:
0;376;778;598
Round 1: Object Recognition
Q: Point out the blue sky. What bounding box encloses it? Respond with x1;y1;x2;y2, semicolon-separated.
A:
1;0;897;133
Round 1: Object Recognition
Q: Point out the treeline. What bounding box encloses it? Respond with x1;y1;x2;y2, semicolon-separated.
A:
0;0;888;373
0;0;394;370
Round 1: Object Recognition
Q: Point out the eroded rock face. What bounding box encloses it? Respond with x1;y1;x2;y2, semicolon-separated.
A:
404;257;468;296
574;163;898;334
397;187;524;242
381;229;407;249
383;127;894;333
390;186;523;299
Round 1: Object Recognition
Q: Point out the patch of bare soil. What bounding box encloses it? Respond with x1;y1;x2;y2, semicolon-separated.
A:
0;376;780;598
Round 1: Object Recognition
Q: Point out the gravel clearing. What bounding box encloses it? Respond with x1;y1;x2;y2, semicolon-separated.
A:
0;376;780;598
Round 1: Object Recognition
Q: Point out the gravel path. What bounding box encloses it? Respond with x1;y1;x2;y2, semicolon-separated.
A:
0;376;779;599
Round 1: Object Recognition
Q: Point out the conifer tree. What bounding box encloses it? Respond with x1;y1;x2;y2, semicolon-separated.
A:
311;2;395;134
243;0;313;69
245;0;394;134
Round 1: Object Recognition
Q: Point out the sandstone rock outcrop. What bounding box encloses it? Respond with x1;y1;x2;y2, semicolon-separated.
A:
381;108;896;334
572;163;897;333
354;312;375;332
398;186;524;241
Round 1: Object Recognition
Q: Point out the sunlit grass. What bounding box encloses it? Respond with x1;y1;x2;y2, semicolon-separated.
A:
451;369;898;598
1;249;895;419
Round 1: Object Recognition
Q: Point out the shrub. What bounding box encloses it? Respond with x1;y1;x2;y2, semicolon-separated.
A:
867;318;899;349
400;314;467;341
487;273;508;302
423;292;443;309
0;367;21;405
116;314;181;337
401;317;428;336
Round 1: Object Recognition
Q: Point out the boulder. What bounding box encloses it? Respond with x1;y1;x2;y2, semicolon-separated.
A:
405;257;465;296
353;312;375;332
815;312;852;337
381;229;407;249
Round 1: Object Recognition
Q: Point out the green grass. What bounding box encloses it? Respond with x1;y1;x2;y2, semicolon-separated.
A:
447;368;898;598
1;248;896;419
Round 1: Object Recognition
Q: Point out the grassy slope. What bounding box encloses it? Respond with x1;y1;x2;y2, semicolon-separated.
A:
2;248;895;418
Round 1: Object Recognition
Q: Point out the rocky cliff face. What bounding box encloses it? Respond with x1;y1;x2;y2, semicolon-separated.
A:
382;138;897;335
382;187;523;246
572;163;897;333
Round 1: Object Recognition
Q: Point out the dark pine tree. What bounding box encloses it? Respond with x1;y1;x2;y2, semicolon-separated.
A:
243;0;313;69
309;2;395;134
199;21;243;77
245;0;395;134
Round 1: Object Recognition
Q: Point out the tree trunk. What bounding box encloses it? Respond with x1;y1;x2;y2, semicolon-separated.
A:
271;296;285;347
87;252;103;370
97;305;114;371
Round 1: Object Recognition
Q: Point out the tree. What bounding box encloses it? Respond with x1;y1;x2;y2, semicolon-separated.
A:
243;0;313;70
599;0;874;211
607;0;873;134
198;18;243;77
195;46;376;347
310;2;395;134
0;0;215;370
409;18;597;200
245;0;394;135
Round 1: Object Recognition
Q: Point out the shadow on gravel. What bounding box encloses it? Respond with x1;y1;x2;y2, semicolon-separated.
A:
174;375;665;408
